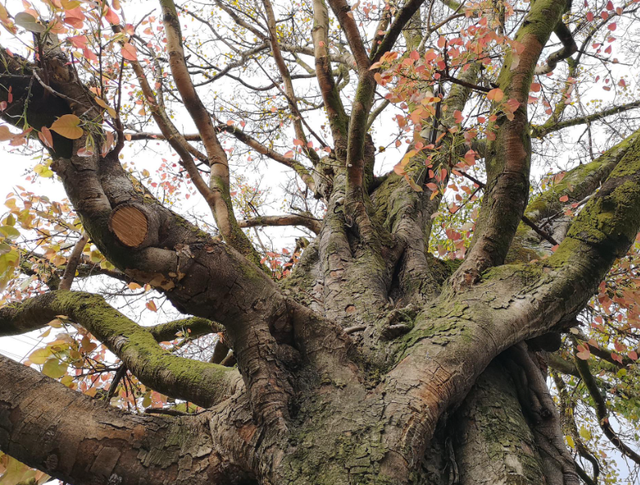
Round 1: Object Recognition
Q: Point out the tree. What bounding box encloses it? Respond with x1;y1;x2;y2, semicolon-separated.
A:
1;0;640;483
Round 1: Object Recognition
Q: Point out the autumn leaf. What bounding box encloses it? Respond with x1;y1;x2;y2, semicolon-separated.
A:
121;42;138;61
95;97;117;118
50;114;84;140
38;126;54;148
43;358;67;379
487;88;504;102
146;300;158;312
0;125;16;141
104;6;120;25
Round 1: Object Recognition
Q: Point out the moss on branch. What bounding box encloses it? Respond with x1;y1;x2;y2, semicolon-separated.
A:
0;291;241;407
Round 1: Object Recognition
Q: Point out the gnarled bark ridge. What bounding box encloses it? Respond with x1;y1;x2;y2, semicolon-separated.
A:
1;0;639;484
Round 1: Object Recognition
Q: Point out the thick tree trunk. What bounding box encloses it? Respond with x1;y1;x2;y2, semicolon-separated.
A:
2;0;640;483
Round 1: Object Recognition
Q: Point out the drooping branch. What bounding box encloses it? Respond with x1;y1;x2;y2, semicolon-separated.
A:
534;22;578;75
573;348;640;464
551;371;601;485
0;291;242;407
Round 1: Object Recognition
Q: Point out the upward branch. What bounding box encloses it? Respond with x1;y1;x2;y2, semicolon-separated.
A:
159;0;261;264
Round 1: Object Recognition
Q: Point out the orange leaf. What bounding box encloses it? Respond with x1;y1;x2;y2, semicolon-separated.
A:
50;114;83;140
146;300;158;312
559;195;569;202
0;125;16;141
487;88;504;102
104;6;119;24
121;42;138;61
39;126;53;148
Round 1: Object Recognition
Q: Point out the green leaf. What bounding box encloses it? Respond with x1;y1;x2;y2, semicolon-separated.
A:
14;12;45;33
0;226;19;240
42;358;67;379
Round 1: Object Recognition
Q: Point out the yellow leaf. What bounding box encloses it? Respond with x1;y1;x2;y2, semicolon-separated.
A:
50;114;83;140
29;347;52;365
579;426;592;440
95;97;117;118
566;435;575;449
42;358;67;379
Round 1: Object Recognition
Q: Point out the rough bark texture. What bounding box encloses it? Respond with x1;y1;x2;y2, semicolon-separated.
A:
1;0;639;484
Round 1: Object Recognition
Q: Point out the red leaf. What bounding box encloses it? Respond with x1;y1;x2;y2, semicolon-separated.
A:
121;42;138;61
586;11;594;21
104;6;119;25
559;195;569;202
608;22;617;31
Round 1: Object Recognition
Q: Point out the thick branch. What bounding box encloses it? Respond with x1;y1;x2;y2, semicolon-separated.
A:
451;0;568;288
0;291;241;407
160;0;260;263
0;354;245;485
238;214;322;234
312;0;349;155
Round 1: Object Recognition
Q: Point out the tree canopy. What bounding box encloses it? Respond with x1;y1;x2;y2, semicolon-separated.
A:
1;0;640;483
